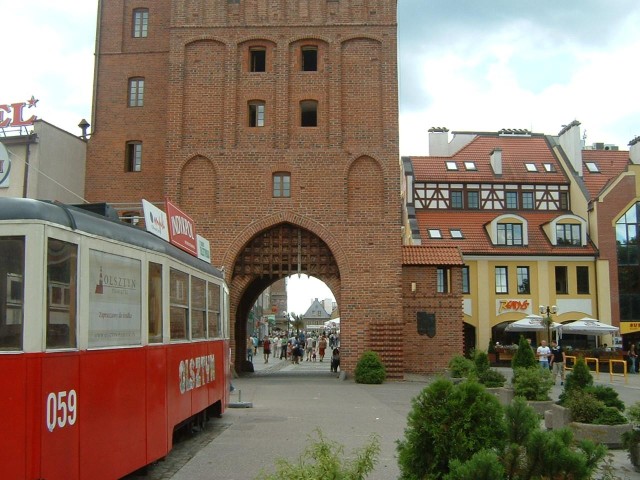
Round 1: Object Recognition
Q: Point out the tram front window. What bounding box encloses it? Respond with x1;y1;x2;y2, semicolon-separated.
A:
0;237;25;350
46;239;77;349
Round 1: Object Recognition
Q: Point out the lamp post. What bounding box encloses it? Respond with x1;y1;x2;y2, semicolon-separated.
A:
539;305;557;343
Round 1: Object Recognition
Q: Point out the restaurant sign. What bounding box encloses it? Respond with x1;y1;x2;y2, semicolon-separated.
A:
0;96;38;128
165;198;198;256
496;299;531;315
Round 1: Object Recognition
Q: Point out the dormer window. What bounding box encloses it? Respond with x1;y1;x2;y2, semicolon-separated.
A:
556;223;581;246
445;161;458;170
585;162;600;173
497;223;523;246
525;163;537;172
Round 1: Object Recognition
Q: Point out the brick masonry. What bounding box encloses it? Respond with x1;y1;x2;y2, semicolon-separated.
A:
86;0;463;378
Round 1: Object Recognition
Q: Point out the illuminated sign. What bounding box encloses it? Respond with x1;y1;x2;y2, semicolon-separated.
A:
165;198;198;256
497;299;531;314
0;96;38;128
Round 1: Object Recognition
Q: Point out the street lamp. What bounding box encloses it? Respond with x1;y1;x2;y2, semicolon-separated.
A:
539;305;558;343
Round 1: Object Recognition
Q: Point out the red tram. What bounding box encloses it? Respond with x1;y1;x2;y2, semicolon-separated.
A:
0;197;230;479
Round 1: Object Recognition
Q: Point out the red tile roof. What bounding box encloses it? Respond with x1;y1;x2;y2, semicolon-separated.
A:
411;135;568;184
415;210;597;256
581;150;630;200
402;245;464;265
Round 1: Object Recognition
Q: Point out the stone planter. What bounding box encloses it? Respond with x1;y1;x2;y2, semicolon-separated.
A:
545;403;571;430
569;421;632;449
526;399;554;417
486;386;514;406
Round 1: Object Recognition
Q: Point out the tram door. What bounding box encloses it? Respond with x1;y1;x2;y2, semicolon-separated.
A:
40;354;80;479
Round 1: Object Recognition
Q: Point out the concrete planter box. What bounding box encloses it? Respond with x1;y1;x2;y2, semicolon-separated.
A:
569;421;632;449
526;399;554;417
486;386;514;406
545;403;571;430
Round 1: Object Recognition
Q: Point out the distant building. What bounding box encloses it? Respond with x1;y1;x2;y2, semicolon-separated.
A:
0;120;86;203
303;298;331;331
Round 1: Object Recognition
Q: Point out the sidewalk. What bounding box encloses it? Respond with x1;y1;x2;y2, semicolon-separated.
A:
169;355;640;480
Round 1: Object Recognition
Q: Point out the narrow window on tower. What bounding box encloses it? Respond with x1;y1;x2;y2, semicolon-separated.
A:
301;46;318;71
300;100;318;127
128;77;144;107
273;172;291;198
132;8;149;38
125;141;142;172
248;101;265;127
250;48;266;72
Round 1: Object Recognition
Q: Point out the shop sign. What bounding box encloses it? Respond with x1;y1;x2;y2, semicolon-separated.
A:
620;322;640;334
165;199;198;256
497;299;531;315
197;235;211;264
142;199;169;241
0;143;9;188
0;96;38;128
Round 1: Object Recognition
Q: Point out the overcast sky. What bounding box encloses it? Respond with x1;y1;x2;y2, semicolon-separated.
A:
2;0;639;310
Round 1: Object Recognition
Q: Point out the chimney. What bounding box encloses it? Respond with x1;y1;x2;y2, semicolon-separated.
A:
490;148;502;175
557;120;583;176
630;136;640;164
428;127;449;156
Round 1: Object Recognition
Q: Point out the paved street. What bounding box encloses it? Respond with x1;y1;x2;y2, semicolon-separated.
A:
125;354;640;480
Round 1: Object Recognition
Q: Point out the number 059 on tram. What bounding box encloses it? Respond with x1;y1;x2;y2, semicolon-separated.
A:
0;197;231;480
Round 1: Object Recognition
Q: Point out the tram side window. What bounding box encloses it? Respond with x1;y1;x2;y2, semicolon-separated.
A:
208;282;221;338
191;277;206;339
170;269;189;340
47;239;77;349
0;237;25;351
148;262;163;343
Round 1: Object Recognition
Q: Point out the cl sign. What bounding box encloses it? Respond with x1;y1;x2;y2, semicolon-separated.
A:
0;96;38;128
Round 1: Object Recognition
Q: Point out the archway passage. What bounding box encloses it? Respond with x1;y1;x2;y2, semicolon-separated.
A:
231;223;340;373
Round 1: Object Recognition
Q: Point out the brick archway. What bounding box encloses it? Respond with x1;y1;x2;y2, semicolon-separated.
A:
229;222;341;372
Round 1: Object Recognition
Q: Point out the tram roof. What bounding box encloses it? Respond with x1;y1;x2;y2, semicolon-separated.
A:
0;197;224;280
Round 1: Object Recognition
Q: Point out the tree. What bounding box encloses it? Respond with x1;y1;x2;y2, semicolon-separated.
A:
511;335;536;370
290;313;305;333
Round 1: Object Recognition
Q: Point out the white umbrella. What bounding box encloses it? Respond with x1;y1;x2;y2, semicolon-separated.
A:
505;315;562;341
561;318;619;335
324;317;340;328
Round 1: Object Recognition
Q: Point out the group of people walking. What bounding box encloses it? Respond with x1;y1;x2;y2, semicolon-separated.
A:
246;332;340;372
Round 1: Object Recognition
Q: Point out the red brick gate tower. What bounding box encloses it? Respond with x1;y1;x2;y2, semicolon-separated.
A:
86;0;404;377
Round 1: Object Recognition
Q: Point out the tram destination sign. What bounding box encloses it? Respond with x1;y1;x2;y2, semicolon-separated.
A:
165;198;198;257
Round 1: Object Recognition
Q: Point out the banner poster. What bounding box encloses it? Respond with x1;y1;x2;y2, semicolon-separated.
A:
89;249;142;347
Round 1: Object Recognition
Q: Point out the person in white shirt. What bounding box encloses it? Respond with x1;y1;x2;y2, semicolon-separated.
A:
536;340;551;369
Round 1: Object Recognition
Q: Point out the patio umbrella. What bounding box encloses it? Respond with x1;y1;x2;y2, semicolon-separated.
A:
561;318;619;347
505;315;562;341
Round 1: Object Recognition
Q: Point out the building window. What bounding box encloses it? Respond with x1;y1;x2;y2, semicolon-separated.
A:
300;100;318;127
249;101;265;127
525;163;537;172
517;266;530;294
132;9;149;38
301;46;318;71
273;172;291;198
556;224;581;246
617;202;640;319
464;162;477;171
250;48;266;72
451;190;463;209
497;223;523;246
437;267;450;293
555;266;568;294
522;191;534;210
428;229;442;238
505;191;518;209
450;229;463;239
543;163;555;172
128;77;144;107
560;192;569;210
462;266;470;294
585;162;600;173
446;161;458;170
495;267;508;294
577;266;589;294
126;141;142;172
467;190;479;209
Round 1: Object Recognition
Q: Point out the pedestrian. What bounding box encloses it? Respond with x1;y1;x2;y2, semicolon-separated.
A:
263;335;271;363
246;336;254;363
280;335;288;359
549;340;566;385
318;334;327;362
536;340;551;370
306;335;315;361
330;347;340;373
629;343;638;374
252;335;258;356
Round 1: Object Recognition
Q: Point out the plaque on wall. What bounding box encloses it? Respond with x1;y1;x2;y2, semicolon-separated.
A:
417;312;436;338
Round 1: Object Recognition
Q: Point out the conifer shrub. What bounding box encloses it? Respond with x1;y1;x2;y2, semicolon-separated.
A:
396;379;507;479
448;355;474;378
512;366;553;401
473;351;506;387
511;335;536;370
563;355;594;393
354;351;386;384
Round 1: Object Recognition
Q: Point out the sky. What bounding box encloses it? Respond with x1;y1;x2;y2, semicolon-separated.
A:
2;0;639;310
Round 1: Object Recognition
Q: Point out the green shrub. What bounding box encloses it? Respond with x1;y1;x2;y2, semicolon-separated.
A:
448;355;474;378
564;355;594;392
584;385;625;412
396;379;506;479
566;392;606;424
512;367;553;401
354;351;386;384
511;335;536;370
444;450;504;480
477;368;506;388
258;429;380;480
473;351;491;373
594;407;628;425
504;396;541;445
